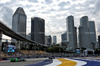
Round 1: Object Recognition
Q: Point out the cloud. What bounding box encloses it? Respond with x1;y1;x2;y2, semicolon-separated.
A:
58;1;70;6
0;0;11;3
0;6;13;28
28;0;38;3
97;22;100;33
93;0;100;15
45;0;52;4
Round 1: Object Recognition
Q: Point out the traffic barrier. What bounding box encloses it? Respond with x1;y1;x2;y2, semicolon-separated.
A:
0;58;2;61
2;58;7;60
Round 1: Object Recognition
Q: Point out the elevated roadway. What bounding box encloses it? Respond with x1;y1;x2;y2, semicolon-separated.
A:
0;21;35;43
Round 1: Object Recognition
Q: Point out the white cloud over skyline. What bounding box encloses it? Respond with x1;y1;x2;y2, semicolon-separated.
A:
0;0;100;43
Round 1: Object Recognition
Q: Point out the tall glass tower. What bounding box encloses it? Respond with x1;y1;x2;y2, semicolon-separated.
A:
31;17;45;45
79;16;91;49
12;7;26;37
66;16;77;49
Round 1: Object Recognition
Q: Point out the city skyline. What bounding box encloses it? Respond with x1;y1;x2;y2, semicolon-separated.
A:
0;0;100;43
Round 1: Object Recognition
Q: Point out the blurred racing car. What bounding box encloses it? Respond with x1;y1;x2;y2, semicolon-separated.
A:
10;58;26;62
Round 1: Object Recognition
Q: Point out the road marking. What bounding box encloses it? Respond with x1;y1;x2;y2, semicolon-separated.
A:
58;58;77;66
73;58;100;66
45;59;62;66
65;58;87;66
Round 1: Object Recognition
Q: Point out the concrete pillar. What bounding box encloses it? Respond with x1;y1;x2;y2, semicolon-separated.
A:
16;40;20;50
0;31;3;51
25;43;27;49
28;43;30;49
25;42;29;49
22;41;26;48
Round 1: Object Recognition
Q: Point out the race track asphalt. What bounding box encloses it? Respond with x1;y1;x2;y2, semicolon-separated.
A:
0;58;48;66
1;58;100;66
25;58;100;66
26;59;53;66
73;58;100;66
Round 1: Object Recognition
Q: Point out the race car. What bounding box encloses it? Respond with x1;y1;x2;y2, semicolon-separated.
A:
10;58;26;62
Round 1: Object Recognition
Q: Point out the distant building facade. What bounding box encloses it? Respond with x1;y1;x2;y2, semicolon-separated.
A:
98;36;100;48
53;36;57;45
12;7;26;37
79;16;92;49
12;7;26;49
31;17;45;45
66;16;77;49
45;35;52;46
89;21;96;49
74;27;77;48
61;31;67;48
26;33;31;40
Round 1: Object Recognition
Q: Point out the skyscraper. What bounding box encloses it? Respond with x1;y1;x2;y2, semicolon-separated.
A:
61;31;67;47
89;21;96;49
31;17;45;45
61;31;67;42
45;35;52;46
66;16;77;49
79;16;91;49
74;27;77;48
12;7;26;37
53;36;57;45
98;36;100;48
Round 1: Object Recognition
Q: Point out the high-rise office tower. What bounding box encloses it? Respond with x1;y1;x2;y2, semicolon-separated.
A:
53;36;57;45
61;31;67;42
45;35;52;46
31;17;45;45
74;27;77;48
61;31;67;47
66;16;77;49
12;7;26;37
79;16;91;49
89;21;96;49
98;36;100;48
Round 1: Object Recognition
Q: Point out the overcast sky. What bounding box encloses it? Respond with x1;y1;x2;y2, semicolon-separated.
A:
0;0;100;43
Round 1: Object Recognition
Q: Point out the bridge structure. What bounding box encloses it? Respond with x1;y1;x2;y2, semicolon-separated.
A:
0;21;42;51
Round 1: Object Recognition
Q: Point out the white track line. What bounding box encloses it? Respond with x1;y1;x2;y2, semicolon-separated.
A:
45;59;62;66
65;58;87;66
